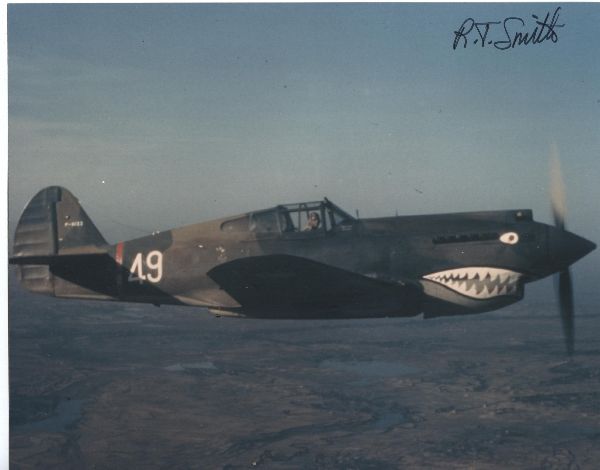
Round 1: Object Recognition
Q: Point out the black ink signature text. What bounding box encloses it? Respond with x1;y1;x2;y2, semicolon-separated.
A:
453;7;565;51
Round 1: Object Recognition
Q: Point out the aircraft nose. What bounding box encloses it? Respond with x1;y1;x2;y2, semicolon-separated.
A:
548;227;596;269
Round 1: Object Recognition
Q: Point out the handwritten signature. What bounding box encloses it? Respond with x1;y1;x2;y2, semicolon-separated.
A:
453;6;564;50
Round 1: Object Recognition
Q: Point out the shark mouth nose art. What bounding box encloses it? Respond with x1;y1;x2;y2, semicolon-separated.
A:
423;267;522;299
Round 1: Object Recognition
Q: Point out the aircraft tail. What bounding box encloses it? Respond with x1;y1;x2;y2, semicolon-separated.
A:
13;186;107;257
11;186;110;296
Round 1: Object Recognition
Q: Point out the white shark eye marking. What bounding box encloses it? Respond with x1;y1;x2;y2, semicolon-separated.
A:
500;232;519;245
422;267;522;299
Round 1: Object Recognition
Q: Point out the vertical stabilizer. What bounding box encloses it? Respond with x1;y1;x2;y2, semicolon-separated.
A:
12;186;108;295
13;186;107;257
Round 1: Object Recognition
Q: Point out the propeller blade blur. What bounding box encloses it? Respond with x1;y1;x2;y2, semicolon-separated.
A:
557;269;574;356
550;144;566;230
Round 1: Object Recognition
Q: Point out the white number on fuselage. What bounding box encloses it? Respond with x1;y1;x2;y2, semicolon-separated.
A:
127;250;163;284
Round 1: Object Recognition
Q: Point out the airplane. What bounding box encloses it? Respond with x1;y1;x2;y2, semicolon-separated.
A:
9;167;595;355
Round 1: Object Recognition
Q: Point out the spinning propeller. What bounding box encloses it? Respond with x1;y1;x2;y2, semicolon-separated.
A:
550;146;574;355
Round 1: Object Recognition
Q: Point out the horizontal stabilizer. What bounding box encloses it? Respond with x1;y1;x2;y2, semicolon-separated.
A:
9;251;108;265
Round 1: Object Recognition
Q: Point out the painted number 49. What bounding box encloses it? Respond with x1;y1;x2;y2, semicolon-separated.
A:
128;251;163;284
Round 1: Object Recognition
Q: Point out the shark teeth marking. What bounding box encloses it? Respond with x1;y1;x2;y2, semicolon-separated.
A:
423;267;522;300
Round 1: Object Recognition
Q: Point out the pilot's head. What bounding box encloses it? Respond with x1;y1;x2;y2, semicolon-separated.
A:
308;212;320;229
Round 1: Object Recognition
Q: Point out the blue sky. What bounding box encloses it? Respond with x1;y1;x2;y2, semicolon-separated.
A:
7;3;600;291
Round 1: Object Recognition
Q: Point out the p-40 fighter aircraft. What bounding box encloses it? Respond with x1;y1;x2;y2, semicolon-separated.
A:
10;169;595;355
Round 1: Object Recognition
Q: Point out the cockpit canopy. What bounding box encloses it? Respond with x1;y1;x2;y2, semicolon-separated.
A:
221;198;355;234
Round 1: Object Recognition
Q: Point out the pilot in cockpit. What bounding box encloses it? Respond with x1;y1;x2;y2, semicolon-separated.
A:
305;212;321;231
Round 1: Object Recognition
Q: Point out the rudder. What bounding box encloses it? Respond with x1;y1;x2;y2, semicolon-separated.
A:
13;186;107;257
12;186;108;295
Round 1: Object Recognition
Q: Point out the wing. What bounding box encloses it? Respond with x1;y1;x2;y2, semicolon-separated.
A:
207;254;422;319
